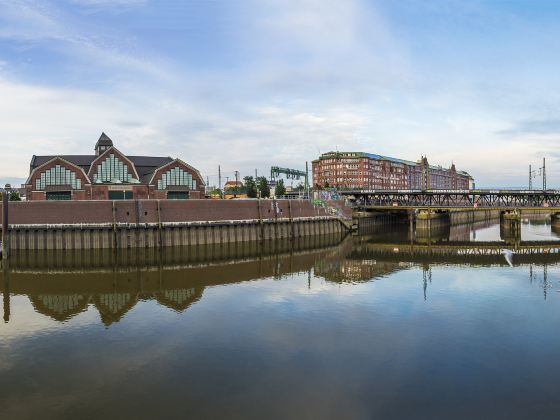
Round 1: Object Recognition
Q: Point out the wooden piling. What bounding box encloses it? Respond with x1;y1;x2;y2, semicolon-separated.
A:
2;192;8;260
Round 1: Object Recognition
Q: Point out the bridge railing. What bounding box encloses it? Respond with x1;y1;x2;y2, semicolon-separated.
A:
344;190;560;209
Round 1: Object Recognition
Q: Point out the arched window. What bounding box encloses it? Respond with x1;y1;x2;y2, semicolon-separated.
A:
93;154;133;183
157;166;197;190
35;165;82;190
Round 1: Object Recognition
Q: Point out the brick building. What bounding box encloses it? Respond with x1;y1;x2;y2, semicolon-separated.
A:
312;152;472;191
25;133;206;200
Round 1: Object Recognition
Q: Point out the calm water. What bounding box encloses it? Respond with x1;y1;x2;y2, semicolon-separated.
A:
2;220;560;419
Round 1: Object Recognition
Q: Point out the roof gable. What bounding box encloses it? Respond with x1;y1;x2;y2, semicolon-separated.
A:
148;158;205;186
87;146;140;181
26;156;91;185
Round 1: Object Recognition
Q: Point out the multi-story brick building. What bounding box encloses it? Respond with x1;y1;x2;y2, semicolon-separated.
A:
25;133;206;200
312;152;472;191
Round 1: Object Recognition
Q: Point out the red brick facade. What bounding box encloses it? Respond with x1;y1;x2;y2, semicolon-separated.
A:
0;199;328;225
312;152;472;191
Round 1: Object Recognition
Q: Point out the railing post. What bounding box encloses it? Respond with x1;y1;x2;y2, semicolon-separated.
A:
2;192;8;260
3;259;10;322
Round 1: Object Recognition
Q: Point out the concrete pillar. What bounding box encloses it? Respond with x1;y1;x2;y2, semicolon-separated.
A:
415;210;451;244
500;210;521;244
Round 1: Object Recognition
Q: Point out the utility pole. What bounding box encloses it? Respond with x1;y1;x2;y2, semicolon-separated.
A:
529;164;532;190
305;161;310;200
234;170;239;198
543;157;546;191
538;158;546;191
218;165;222;193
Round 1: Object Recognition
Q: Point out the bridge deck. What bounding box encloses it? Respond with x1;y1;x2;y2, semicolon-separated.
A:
340;189;560;210
359;206;560;211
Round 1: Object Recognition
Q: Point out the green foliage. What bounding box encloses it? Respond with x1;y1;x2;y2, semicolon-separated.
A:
9;192;21;201
275;179;286;197
209;187;222;197
256;176;270;198
244;176;258;198
294;182;305;192
224;182;245;196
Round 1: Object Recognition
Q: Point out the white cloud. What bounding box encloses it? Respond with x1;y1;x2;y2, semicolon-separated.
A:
1;0;560;188
0;0;172;81
0;77;374;186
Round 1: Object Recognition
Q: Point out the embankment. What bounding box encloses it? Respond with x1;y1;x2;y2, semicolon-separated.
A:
0;199;349;252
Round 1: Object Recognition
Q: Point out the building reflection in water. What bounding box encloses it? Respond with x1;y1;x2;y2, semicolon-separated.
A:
1;234;347;325
2;223;560;324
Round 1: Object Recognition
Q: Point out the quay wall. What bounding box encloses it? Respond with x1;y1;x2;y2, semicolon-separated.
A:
448;209;500;225
354;209;500;234
0;199;348;251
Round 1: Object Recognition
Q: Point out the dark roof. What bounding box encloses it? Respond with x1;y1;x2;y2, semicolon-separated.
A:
31;155;95;172
95;132;113;147
128;156;174;182
30;154;175;183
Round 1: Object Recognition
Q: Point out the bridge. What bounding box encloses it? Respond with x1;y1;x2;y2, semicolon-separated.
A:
340;189;560;210
339;189;560;236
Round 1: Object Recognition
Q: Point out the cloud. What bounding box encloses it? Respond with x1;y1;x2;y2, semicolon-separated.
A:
0;76;375;186
497;118;560;136
2;0;560;188
241;0;412;101
0;0;172;81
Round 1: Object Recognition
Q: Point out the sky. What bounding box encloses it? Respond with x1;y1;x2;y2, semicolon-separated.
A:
1;0;560;188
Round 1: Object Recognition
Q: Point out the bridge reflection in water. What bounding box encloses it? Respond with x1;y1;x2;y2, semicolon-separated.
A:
2;220;560;325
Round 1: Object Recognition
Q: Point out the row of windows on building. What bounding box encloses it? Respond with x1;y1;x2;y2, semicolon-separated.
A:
35;165;82;191
92;154;134;183
156;167;197;190
34;158;197;191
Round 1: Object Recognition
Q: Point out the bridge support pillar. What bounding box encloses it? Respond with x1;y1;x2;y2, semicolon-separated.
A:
551;213;560;228
500;210;521;245
415;210;450;243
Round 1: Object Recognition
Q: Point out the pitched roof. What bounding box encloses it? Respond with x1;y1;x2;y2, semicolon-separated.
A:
95;132;113;147
30;154;177;183
31;155;96;172
128;156;174;182
28;132;203;186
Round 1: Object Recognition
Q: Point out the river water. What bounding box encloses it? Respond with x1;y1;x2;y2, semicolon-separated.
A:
2;219;560;419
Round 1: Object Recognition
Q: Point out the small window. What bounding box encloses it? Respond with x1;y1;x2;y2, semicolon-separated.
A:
46;191;71;200
109;191;133;200
167;191;189;200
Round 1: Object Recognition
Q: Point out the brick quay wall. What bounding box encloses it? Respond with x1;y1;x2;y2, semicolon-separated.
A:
0;199;348;252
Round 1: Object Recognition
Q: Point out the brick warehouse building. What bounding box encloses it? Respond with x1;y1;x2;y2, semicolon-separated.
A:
25;133;206;200
312;152;472;191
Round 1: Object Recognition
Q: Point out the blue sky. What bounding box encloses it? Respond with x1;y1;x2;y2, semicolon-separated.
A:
1;0;560;188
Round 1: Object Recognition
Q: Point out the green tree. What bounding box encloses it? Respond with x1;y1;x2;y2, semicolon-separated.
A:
244;176;258;198
275;179;286;197
209;187;222;197
256;176;270;198
294;182;305;192
9;192;21;201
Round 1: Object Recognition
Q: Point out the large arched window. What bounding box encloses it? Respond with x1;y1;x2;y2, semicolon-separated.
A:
157;166;197;190
93;154;133;183
35;165;82;190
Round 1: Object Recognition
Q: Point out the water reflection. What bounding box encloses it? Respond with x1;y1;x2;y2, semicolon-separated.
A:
5;223;560;419
1;234;347;325
3;222;560;326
